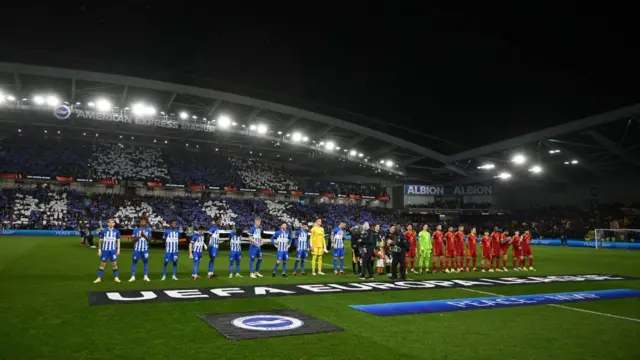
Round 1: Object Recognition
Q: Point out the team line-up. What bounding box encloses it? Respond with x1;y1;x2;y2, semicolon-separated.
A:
93;217;536;283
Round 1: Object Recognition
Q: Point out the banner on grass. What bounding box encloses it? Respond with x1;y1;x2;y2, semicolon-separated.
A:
87;274;630;306
1;229;80;236
530;239;640;250
350;289;640;316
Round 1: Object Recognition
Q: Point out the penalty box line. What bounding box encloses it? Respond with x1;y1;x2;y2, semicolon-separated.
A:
458;287;640;323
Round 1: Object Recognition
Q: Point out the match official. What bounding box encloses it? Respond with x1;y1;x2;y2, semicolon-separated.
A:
388;224;409;280
358;222;376;280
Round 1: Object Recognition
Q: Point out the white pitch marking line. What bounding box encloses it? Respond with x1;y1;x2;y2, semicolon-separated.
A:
458;287;640;323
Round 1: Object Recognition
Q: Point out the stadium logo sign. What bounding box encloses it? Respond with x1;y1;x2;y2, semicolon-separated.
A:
53;105;71;120
232;315;304;331
73;109;216;133
404;184;493;196
87;274;630;306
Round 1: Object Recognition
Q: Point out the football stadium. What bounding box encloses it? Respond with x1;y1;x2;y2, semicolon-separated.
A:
1;62;639;360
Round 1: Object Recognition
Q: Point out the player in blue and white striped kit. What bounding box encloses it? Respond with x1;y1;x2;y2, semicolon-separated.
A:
93;218;121;283
271;222;291;277
207;218;221;278
189;226;208;280
228;226;243;278
331;222;347;274
129;217;152;282
292;224;311;275
161;219;181;281
249;218;264;278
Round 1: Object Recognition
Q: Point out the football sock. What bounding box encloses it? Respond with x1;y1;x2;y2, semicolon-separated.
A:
332;258;337;272
282;262;287;274
162;262;168;276
235;261;240;273
301;260;305;272
256;259;262;272
293;260;300;272
339;259;344;271
229;261;233;274
208;259;214;273
113;268;119;278
131;260;137;277
312;255;317;272
97;268;104;279
249;258;255;273
273;263;279;273
143;261;148;276
172;262;177;276
316;255;323;271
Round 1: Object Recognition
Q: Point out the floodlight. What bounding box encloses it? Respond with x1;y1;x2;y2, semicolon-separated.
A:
257;124;268;134
477;163;495;170
325;141;335;151
179;112;188;120
358;153;364;158
131;103;146;116
95;98;111;112
302;136;309;142
46;95;60;106
496;172;512;180
385;160;393;167
249;124;257;131
511;154;527;165
33;95;45;105
571;159;579;164
349;149;357;156
7;95;15;101
292;132;302;142
528;165;543;173
380;160;384;164
218;115;232;128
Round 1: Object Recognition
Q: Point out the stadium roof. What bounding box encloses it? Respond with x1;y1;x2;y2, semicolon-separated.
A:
1;62;639;186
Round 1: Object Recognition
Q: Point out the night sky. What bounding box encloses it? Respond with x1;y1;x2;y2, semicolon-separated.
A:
1;2;638;148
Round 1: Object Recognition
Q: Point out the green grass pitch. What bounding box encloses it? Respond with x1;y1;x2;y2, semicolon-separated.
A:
1;236;639;360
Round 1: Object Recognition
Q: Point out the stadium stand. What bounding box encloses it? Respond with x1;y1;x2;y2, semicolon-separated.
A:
165;152;243;187
230;158;299;190
0;137;91;177
89;143;169;181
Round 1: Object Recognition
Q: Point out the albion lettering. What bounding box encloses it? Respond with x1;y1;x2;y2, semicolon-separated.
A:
404;184;493;196
88;274;629;306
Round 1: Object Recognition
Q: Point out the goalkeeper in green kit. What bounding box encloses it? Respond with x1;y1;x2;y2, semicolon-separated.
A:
417;224;432;274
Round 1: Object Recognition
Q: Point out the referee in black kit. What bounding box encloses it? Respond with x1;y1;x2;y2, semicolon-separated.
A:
388;224;409;280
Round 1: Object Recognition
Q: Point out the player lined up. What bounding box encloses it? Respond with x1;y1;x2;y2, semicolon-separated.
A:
93;217;536;282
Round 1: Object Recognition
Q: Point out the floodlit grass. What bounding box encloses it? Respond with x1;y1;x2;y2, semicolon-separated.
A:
1;236;639;360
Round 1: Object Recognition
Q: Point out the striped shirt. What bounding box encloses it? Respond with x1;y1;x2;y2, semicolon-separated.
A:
229;231;242;252
208;225;220;248
132;227;151;251
191;234;206;253
271;229;291;252
295;230;309;250
164;229;180;253
100;228;120;251
332;227;345;249
250;226;262;246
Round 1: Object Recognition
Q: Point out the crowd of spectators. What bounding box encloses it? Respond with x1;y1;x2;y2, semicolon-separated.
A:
0;138;90;177
1;188;638;242
89;143;169;181
165;152;243;187
230;158;299;190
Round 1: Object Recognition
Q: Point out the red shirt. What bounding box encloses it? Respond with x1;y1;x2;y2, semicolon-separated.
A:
454;231;465;246
433;231;444;246
405;231;417;250
500;233;510;247
467;234;477;248
511;235;522;250
522;234;532;250
481;236;491;249
445;232;455;248
490;232;501;249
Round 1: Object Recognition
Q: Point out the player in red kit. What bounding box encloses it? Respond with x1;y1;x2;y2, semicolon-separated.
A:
431;225;445;273
490;228;502;272
500;230;511;272
481;230;493;272
454;226;465;272
404;224;418;274
521;230;535;271
511;230;523;271
444;227;456;273
465;227;478;272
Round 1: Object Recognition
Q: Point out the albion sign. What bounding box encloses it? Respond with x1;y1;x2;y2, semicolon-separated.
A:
404;184;493;196
87;274;628;305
